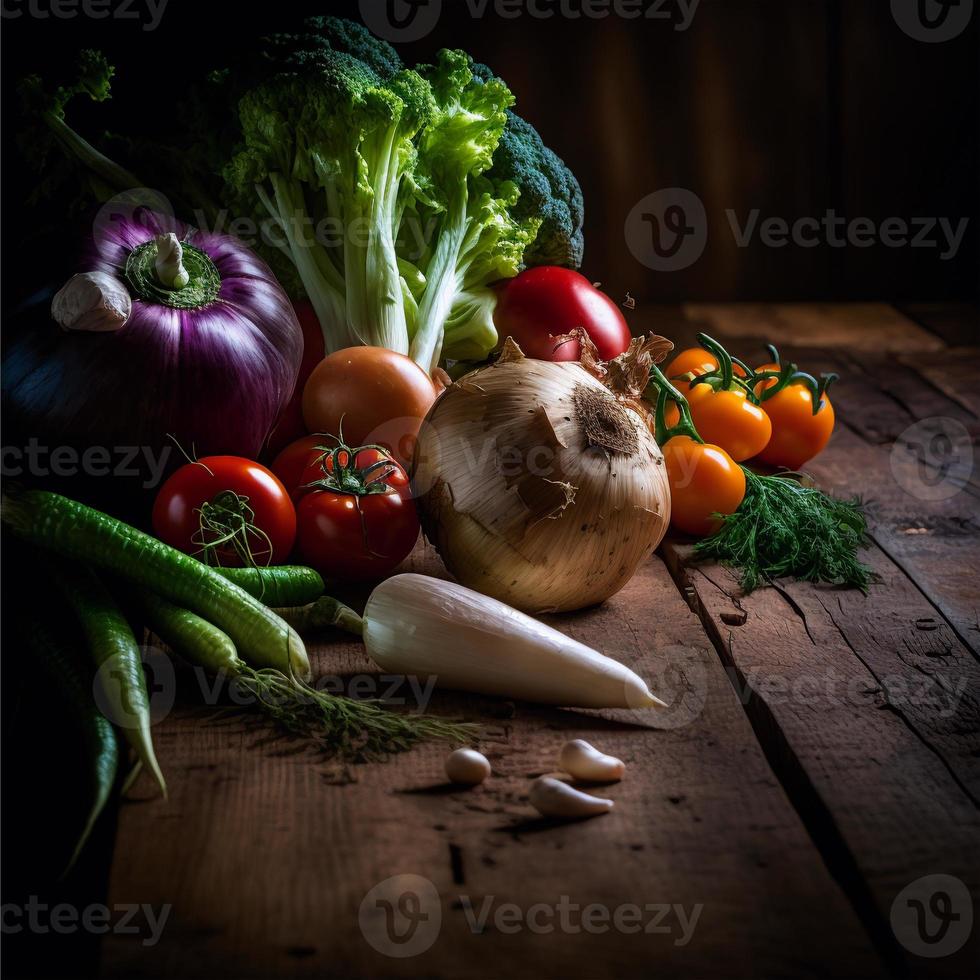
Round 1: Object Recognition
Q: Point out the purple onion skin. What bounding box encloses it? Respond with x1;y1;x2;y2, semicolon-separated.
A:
6;208;303;471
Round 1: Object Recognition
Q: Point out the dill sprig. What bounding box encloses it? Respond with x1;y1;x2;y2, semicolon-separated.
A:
694;469;873;593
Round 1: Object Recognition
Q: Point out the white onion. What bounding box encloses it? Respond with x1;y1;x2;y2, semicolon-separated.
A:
412;340;671;612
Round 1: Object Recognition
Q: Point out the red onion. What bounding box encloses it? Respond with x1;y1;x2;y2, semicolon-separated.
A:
6;208;302;467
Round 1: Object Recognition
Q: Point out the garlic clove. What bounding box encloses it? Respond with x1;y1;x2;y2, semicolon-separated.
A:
559;739;626;783
51;272;132;333
445;748;491;786
529;776;614;820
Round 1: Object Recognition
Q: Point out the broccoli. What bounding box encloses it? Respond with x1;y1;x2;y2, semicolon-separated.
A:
471;62;585;268
18;50;141;207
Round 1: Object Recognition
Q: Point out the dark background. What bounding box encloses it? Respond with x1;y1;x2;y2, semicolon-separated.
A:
0;3;978;979
2;0;978;311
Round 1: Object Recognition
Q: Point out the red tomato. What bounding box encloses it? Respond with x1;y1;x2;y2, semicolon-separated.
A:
302;347;437;466
494;267;632;361
271;434;334;497
152;457;296;566
295;447;419;581
265;301;326;458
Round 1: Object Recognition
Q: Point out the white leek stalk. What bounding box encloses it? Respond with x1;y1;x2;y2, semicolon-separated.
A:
362;574;666;710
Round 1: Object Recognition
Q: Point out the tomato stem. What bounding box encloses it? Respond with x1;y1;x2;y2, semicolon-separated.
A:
692;333;759;402
648;364;704;445
303;434;400;498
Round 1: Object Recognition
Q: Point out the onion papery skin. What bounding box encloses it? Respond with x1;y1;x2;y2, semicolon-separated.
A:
5;209;302;480
412;345;671;613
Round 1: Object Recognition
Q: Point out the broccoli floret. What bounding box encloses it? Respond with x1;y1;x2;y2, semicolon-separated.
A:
471;62;584;268
298;15;403;79
18;50;141;205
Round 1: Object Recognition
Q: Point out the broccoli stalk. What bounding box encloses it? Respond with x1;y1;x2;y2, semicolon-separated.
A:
406;50;537;373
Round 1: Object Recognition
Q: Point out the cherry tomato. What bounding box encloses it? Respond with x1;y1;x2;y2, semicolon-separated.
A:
685;384;772;462
296;447;419;581
265;300;326;458
751;362;782;395
664;348;748;391
153;457;296;566
493;267;632;361
756;387;835;470
302;347;437;466
662;437;746;537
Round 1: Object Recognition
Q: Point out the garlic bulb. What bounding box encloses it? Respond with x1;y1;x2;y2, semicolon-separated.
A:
559;739;625;782
51;272;131;333
445;748;491;785
412;340;671;613
529;777;614;819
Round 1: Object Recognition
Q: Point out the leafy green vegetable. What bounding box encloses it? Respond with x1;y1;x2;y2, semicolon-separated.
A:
695;469;873;592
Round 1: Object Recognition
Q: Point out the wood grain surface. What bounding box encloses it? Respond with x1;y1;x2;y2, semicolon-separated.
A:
101;303;978;979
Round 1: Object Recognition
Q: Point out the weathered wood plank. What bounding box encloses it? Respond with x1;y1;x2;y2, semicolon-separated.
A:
899;303;980;348
661;539;980;980
899;347;980;422
101;546;880;979
644;301;980;976
681;303;944;353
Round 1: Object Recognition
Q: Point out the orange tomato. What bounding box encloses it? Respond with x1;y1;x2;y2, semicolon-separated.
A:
756;386;835;470
662;436;746;537
664;348;748;391
685;385;772;462
302;347;437;466
664;348;720;390
752;362;782;395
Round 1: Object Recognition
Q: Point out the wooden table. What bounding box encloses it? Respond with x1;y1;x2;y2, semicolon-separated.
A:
101;303;979;979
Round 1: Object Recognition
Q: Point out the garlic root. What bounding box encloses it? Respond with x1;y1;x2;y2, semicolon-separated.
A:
559;739;625;783
529;776;613;820
445;748;491;786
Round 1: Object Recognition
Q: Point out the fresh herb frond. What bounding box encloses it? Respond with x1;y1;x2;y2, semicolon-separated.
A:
694;469;873;593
